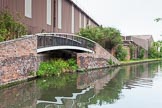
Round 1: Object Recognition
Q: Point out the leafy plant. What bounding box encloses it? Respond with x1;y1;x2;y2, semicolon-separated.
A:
37;59;78;77
67;58;78;72
107;58;114;65
148;46;159;58
129;44;135;59
0;10;27;42
78;26;122;51
138;48;145;59
115;45;127;61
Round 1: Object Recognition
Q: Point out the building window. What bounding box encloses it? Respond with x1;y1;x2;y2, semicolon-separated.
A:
58;0;62;29
88;20;91;26
79;12;82;28
84;15;86;28
25;0;32;18
71;5;74;33
47;0;52;25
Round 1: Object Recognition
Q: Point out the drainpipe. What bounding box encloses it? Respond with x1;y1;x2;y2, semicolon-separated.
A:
53;0;56;32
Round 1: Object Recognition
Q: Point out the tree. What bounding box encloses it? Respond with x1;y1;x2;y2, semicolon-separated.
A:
0;11;27;42
78;26;122;51
148;41;161;58
154;18;162;22
78;26;103;43
101;27;122;51
115;44;127;61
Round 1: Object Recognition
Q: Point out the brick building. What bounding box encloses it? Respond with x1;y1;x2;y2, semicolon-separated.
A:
0;0;99;34
122;35;154;60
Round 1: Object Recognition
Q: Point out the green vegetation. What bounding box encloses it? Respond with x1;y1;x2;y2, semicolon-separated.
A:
37;58;78;77
120;58;161;64
78;27;103;44
138;48;145;59
78;26;122;51
148;41;162;58
115;44;127;61
107;58;114;65
0;11;27;42
129;44;135;59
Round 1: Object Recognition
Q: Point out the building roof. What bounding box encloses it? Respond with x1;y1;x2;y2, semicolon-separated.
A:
68;0;100;26
130;35;154;41
122;35;154;50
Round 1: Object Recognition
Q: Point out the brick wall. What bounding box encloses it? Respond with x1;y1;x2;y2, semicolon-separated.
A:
77;43;120;69
0;36;38;85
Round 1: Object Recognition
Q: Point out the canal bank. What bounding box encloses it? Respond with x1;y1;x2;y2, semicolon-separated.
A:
78;58;162;72
120;58;162;66
0;61;162;108
0;58;161;89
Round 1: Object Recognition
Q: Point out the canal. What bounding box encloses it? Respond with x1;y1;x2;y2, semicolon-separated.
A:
0;61;162;108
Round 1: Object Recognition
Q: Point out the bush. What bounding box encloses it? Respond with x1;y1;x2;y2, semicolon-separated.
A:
0;11;27;42
129;44;135;59
107;58;115;65
115;45;127;61
37;59;78;77
148;46;159;58
78;26;122;51
138;48;145;59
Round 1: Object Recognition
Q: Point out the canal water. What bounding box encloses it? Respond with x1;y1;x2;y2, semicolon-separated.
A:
0;61;162;108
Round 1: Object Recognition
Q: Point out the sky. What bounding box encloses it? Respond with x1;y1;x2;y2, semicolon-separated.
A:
72;0;162;41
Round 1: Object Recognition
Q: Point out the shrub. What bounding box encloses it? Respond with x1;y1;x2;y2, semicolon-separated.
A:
148;46;159;58
107;58;114;65
0;11;27;42
129;44;135;59
37;59;78;77
138;48;145;59
115;45;127;61
78;26;122;51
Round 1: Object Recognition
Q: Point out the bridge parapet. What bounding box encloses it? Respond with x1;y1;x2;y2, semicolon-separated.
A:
36;33;96;53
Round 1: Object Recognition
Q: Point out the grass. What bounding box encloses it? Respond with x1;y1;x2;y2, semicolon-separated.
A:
120;58;162;64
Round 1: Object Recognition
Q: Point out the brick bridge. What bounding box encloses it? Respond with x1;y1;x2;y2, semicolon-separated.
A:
0;33;119;85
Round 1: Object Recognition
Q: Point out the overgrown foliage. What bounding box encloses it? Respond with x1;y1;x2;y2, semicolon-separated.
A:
148;41;162;58
102;27;122;51
148;46;159;58
78;26;103;43
138;48;145;59
37;59;78;77
115;45;127;61
78;26;122;51
129;44;135;59
0;11;27;42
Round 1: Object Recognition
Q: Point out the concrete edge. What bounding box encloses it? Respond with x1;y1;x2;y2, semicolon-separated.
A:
0;76;37;90
120;59;162;66
77;59;162;72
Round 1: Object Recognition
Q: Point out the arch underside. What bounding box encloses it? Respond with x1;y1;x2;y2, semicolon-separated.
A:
37;46;94;53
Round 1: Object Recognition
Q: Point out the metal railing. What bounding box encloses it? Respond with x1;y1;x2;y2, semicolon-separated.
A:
36;33;96;52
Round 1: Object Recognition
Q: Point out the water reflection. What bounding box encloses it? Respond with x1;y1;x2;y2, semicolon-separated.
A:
0;62;161;108
0;81;40;108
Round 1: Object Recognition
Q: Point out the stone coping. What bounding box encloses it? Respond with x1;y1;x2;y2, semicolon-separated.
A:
0;35;34;45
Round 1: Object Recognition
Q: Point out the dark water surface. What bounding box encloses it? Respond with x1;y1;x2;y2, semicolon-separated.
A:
0;62;162;108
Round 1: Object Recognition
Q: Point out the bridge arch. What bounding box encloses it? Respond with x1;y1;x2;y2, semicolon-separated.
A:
36;33;96;53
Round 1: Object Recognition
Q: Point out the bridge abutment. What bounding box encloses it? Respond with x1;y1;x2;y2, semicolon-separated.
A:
0;36;38;86
77;44;120;70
